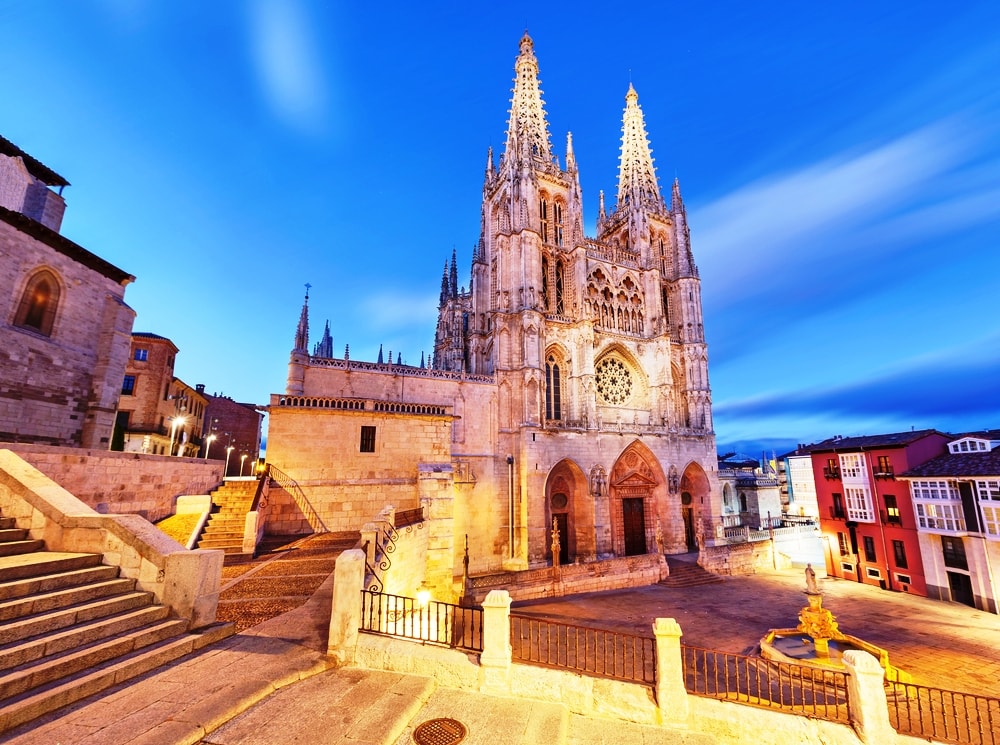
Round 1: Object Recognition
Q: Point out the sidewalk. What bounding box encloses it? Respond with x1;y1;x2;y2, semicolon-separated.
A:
5;560;999;743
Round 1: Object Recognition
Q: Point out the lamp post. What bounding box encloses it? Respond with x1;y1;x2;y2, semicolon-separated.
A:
169;416;187;458
240;453;248;477
204;433;217;460
225;445;234;477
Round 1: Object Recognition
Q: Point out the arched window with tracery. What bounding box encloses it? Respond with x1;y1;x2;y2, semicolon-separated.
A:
539;197;549;243
555;260;565;315
554;203;563;246
545;353;562;420
14;269;60;337
541;256;550;310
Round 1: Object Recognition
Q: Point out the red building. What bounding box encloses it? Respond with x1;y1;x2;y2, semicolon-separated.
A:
806;430;949;596
197;387;263;477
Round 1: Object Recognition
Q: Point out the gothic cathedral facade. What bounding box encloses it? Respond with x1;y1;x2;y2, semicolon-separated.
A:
269;35;720;584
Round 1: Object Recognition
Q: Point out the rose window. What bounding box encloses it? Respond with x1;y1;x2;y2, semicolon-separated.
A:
595;358;632;405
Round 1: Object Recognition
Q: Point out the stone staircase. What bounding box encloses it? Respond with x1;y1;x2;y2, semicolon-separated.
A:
196;479;259;560
660;555;725;588
0;513;232;733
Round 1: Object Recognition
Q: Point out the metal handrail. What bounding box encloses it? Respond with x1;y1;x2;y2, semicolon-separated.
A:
267;465;327;533
887;679;999;744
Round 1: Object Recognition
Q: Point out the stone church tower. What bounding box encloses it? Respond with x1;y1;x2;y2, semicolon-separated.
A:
432;33;717;563
271;34;721;583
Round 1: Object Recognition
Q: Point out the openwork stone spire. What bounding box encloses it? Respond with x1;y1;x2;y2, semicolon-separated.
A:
293;284;310;353
616;84;661;210
505;33;552;163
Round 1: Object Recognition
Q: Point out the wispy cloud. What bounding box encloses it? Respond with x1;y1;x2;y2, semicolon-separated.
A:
246;0;328;134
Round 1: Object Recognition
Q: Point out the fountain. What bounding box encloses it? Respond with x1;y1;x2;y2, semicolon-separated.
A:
760;564;908;682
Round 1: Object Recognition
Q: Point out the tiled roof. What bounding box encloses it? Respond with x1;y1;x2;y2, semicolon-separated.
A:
0;134;70;187
132;332;171;340
901;450;1000;478
800;429;948;453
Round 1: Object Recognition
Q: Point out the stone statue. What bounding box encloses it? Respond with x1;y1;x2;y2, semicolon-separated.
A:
805;563;819;595
655;519;665;556
551;517;561;568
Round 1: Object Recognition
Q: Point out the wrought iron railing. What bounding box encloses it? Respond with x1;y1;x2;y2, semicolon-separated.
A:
360;590;483;652
267;465;327;533
395;507;425;527
509;615;656;685
887;680;1000;744
681;645;849;724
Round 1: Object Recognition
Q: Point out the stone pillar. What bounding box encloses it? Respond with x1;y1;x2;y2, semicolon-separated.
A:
653;617;689;725
479;589;512;693
843;650;892;744
163;549;224;629
418;463;455;601
360;522;379;568
328;549;366;666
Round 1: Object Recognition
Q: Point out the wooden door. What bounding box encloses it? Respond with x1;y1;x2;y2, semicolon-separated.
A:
554;513;570;565
622;498;646;556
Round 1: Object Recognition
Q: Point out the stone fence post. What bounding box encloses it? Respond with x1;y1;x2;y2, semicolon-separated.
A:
479;589;512;693
843;650;893;744
328;549;366;666
653;617;689;725
360;522;379;567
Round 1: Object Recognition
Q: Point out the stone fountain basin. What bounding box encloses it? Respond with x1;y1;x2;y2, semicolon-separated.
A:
760;628;908;682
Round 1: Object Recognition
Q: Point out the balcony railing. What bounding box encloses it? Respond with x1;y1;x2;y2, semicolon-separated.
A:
874;467;896;479
823;466;841;480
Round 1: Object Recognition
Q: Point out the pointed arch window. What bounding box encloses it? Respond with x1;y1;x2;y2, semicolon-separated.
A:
554;203;563;246
14;269;60;337
545;354;562;420
555;260;564;315
539;198;549;243
541;256;549;310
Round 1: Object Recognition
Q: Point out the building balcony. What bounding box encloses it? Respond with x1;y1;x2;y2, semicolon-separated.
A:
873;467;895;479
823;466;841;480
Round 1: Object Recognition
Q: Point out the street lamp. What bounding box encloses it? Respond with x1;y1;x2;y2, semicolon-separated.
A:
225;445;234;476
204;433;217;459
240;453;248;476
169;416;188;457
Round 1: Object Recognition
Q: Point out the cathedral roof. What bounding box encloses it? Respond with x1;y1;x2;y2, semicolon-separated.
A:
0;134;69;187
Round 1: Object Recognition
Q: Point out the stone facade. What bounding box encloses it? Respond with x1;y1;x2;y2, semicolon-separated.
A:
115;333;207;457
0;137;135;449
268;35;722;591
200;391;263;475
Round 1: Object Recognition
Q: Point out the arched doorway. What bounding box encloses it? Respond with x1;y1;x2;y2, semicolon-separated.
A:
544;460;590;563
679;463;711;552
609;443;665;557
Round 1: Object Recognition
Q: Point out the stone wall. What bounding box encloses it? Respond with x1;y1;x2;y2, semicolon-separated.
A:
3;443;223;522
0;210;134;449
465;553;663;604
700;540;779;576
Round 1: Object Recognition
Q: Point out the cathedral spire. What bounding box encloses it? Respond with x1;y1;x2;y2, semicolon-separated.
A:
565;131;577;173
505;33;552;164
293;284;310;353
313;320;333;359
485;145;495;181
439;261;449;305
616;83;661;210
449;249;459;298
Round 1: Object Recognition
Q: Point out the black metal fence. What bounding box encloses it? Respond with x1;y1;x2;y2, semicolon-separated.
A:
681;644;850;724
359;590;483;652
509;615;656;685
887;680;1000;745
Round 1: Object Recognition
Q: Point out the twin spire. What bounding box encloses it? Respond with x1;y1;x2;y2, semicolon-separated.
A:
505;33;552;163
505;35;662;213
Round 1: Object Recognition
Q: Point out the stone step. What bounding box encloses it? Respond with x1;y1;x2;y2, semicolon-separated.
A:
0;540;46;558
0;591;154;647
0;529;27;543
0;518;15;530
0;565;120;603
661;558;724;588
197;541;244;554
0;578;136;623
0;622;233;735
0;608;180;693
0;553;102;587
0;616;190;702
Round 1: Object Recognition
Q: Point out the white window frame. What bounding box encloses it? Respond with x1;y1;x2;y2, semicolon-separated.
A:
845;486;875;522
839;453;865;481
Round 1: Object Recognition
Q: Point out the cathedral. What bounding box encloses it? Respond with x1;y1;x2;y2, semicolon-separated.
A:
267;34;720;590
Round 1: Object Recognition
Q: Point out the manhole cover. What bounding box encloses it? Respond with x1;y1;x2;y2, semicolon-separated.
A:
413;717;467;745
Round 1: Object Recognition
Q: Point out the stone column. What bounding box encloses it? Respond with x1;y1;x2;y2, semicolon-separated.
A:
653;617;689;725
360;522;379;568
843;650;892;744
479;590;512;693
419;463;456;601
328;549;366;666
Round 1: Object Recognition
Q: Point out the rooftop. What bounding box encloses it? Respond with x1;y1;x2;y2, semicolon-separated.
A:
0;134;70;187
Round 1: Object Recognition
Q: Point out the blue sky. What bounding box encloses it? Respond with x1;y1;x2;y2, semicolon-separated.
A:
3;2;999;455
